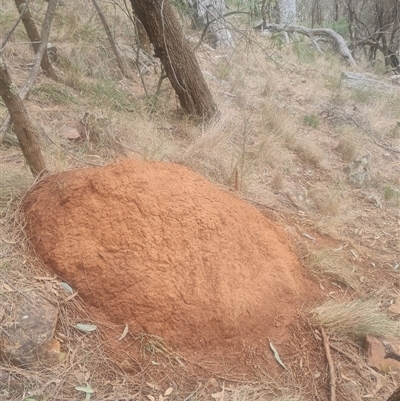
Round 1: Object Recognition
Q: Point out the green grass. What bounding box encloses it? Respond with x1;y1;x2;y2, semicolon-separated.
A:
302;114;319;129
83;80;134;111
31;83;78;105
324;18;348;38
349;88;379;105
293;41;318;64
384;185;400;205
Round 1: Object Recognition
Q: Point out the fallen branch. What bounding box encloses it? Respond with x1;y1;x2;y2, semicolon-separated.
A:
320;327;336;401
337;107;400;154
329;343;380;376
256;23;356;66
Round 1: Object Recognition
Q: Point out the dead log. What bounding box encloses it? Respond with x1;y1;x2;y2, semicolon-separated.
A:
256;23;357;66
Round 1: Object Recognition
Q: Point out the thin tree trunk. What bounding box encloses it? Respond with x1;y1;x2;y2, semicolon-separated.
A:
129;0;217;120
0;0;58;144
276;0;296;24
334;0;339;22
347;0;355;57
196;0;234;48
0;55;47;176
14;0;57;81
91;0;127;77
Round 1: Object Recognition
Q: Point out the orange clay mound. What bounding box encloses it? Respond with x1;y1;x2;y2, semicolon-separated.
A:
23;159;318;353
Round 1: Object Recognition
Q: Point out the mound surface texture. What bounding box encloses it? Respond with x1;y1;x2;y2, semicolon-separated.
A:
23;160;316;352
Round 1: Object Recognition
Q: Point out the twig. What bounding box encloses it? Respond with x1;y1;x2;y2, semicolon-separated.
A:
0;0;58;144
0;0;29;50
320;326;336;401
338;107;400;154
329;343;380;375
91;0;127;77
40;129;104;167
183;384;202;401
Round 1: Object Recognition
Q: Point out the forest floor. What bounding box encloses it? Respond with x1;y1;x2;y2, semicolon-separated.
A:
1;1;400;400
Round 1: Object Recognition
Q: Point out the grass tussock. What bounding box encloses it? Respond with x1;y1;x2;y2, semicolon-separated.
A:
336;137;358;162
311;299;400;340
293;141;322;168
306;249;358;288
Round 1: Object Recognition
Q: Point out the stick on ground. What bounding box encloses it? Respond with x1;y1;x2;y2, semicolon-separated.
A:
320;326;336;401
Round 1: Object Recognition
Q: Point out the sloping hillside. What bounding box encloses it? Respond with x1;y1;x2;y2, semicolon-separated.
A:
1;1;399;400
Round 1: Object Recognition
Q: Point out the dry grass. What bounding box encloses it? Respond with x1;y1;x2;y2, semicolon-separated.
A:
311;299;400;340
306;249;358;288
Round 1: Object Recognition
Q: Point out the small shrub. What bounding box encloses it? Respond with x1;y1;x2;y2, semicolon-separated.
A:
294;142;321;167
271;169;284;190
303;114;319;129
336;137;357;162
329;18;348;38
384;186;400;204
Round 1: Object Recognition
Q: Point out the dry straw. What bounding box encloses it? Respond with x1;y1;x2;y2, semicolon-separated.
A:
311;299;400;340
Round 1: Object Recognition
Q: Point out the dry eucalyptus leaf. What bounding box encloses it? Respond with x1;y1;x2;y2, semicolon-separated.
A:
60;282;74;294
146;383;159;390
164;387;173;396
118;324;129;341
76;323;97;332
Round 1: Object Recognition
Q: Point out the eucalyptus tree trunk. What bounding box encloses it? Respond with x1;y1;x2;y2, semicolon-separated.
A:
196;0;234;48
276;0;296;24
129;0;217;120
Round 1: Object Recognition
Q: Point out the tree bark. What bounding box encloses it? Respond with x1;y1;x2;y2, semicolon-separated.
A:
195;0;234;48
129;0;217;120
276;0;296;24
14;0;57;81
0;0;58;144
0;55;47;176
